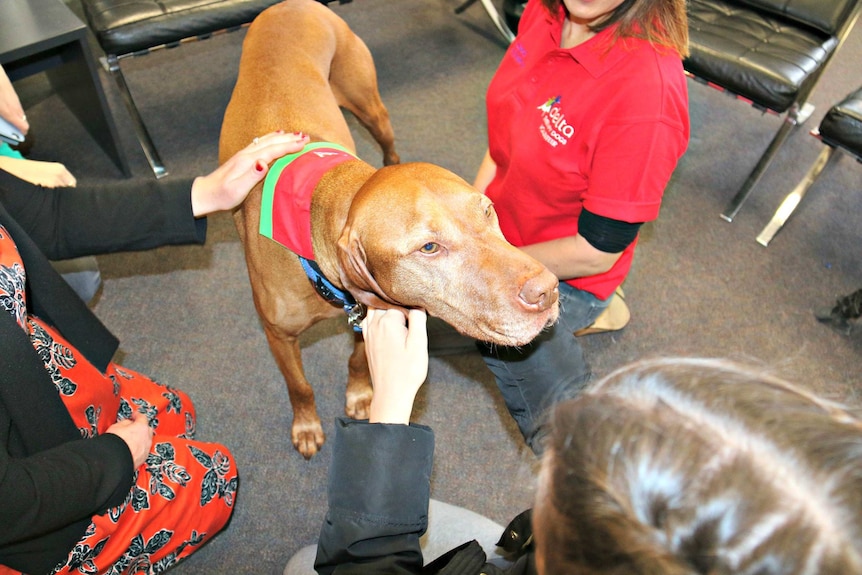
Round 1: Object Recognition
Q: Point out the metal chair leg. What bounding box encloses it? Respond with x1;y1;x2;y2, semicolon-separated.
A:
720;103;813;222
755;145;840;246
454;0;515;43
103;54;169;179
478;0;515;42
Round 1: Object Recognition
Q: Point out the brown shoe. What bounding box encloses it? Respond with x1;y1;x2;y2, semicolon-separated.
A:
573;287;630;337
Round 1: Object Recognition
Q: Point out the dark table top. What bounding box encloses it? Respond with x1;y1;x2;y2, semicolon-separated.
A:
0;0;86;64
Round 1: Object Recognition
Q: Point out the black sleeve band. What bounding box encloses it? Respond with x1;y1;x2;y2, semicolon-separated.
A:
577;207;643;253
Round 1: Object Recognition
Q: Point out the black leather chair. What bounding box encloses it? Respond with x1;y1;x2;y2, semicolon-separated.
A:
80;0;348;178
686;0;862;222
756;85;862;245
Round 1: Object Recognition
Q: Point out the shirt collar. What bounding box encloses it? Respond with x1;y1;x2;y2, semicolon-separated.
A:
544;6;633;79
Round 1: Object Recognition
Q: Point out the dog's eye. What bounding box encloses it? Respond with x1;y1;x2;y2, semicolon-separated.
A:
485;204;495;219
419;242;440;254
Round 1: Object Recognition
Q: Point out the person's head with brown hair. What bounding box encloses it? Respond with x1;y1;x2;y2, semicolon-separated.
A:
540;0;689;57
534;358;862;574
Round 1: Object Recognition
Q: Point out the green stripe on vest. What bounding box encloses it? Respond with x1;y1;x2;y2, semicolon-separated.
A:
259;141;355;241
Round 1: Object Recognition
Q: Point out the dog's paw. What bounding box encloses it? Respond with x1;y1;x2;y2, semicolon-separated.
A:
345;389;373;420
292;421;326;460
383;150;400;166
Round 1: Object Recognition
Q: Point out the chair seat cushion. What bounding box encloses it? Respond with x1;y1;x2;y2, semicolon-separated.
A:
819;86;862;158
81;0;284;56
685;0;838;112
735;0;854;37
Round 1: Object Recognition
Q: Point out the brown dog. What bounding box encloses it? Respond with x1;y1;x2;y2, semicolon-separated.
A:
219;0;559;458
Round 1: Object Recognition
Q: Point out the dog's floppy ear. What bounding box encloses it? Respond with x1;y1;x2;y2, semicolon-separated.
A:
337;228;405;312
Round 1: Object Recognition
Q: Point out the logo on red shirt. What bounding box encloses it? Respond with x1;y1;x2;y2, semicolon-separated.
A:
537;95;573;147
510;41;527;66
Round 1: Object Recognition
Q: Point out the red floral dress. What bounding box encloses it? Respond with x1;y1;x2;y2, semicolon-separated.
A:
0;225;238;575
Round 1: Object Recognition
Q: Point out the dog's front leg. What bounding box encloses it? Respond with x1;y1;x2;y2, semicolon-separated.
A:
263;325;325;459
345;334;372;419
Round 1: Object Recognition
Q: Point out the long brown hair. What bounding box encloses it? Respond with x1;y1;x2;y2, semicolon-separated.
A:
540;358;862;573
541;0;689;57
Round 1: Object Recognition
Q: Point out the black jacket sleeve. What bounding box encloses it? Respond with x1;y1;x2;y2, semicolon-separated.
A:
0;169;206;260
0;427;134;547
314;417;435;575
312;418;536;575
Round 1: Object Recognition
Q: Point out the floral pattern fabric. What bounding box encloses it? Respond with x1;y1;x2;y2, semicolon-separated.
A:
0;225;237;575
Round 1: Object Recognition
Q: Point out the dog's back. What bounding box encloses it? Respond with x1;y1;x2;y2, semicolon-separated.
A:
219;0;394;166
220;0;397;251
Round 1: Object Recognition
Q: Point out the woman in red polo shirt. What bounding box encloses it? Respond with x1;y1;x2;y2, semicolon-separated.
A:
475;0;690;452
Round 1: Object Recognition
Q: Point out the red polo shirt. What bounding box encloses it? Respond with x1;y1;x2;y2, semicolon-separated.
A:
484;0;689;299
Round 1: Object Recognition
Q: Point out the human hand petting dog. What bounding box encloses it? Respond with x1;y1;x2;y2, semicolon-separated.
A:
363;308;429;425
191;130;309;217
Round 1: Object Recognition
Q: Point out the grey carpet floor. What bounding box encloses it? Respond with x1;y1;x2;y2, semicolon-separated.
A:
12;0;862;573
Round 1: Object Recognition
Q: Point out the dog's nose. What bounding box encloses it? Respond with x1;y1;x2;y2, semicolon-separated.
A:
519;270;559;312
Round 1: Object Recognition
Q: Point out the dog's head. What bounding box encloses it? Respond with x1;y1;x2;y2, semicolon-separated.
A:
336;162;559;347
